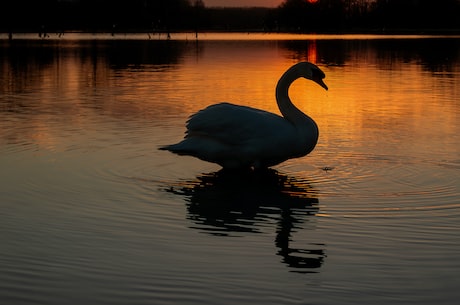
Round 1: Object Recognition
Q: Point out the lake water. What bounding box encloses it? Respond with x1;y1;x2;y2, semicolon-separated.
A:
1;33;459;305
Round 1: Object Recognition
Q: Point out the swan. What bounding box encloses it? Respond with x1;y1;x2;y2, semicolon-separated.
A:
160;62;328;170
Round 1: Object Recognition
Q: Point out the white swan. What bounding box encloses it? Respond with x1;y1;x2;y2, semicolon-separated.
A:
160;62;328;170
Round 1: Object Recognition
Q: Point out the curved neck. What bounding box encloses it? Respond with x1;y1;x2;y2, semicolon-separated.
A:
276;68;300;122
275;68;312;126
275;66;319;153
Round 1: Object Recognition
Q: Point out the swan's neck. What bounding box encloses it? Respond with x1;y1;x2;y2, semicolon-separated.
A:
275;68;319;153
276;69;306;124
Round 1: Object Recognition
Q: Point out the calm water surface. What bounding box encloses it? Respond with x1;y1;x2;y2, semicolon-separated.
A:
1;34;459;304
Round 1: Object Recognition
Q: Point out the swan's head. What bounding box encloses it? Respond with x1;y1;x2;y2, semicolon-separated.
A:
297;62;328;91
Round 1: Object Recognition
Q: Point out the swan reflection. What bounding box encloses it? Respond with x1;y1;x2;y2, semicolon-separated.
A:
166;169;326;273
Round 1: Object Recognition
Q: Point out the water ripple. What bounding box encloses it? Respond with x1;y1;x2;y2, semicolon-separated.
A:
280;152;460;218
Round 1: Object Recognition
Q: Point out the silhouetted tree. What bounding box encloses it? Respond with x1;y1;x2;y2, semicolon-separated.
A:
372;0;460;30
278;0;319;31
192;0;206;36
319;0;347;30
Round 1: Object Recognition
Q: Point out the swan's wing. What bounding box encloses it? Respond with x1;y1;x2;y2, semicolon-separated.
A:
185;102;293;145
162;102;300;168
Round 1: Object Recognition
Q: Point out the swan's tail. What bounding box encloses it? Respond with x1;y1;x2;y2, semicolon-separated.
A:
158;145;170;151
158;143;191;156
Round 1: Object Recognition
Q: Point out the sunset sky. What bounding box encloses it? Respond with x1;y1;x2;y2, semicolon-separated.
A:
204;0;283;7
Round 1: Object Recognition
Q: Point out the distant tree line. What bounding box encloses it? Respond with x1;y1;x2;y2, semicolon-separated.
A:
274;0;460;32
2;0;194;33
1;0;459;34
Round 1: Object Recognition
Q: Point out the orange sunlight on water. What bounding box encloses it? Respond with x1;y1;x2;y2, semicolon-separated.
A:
1;36;458;163
166;39;459;161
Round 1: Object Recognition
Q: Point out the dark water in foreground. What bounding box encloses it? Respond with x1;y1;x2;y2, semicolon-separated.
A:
1;34;459;304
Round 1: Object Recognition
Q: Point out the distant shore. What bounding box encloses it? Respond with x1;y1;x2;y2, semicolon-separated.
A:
2;28;460;41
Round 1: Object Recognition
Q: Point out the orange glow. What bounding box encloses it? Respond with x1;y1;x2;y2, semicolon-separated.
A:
307;40;317;63
1;35;458;162
307;0;318;3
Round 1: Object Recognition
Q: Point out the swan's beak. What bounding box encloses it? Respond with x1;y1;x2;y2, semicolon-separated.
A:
311;73;328;91
316;78;328;91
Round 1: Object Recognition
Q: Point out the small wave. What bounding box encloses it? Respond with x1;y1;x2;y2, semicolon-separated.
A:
279;152;460;218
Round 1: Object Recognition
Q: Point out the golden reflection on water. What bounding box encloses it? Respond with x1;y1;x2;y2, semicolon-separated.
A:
0;36;459;163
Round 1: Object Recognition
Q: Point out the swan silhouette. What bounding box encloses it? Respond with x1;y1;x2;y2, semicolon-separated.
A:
160;62;328;170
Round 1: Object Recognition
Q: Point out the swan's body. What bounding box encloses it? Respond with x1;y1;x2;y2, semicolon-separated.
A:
160;62;328;170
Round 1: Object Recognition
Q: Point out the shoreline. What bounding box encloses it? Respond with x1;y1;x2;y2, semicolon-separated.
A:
2;30;460;42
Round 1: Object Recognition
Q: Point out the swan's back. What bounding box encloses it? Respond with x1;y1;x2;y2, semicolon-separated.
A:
187;103;290;142
161;103;301;169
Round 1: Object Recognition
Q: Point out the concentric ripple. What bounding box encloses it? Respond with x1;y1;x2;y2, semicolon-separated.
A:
279;152;460;218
